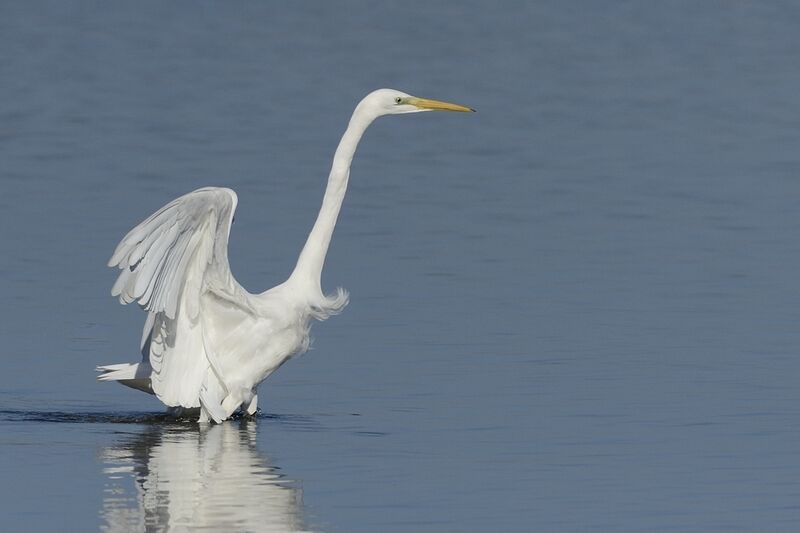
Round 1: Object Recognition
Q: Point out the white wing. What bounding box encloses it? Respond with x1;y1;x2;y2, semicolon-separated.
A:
109;187;243;320
108;187;251;409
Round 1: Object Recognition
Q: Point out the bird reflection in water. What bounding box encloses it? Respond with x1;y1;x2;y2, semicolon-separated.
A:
99;419;311;532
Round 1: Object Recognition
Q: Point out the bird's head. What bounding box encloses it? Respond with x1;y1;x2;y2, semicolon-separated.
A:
359;88;474;118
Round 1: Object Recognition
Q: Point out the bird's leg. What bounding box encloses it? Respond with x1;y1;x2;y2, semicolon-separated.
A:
219;391;257;419
245;394;258;416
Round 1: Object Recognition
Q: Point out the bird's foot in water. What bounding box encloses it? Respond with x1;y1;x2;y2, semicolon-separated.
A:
242;407;261;419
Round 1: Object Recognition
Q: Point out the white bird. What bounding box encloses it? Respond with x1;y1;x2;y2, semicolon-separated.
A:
97;89;474;423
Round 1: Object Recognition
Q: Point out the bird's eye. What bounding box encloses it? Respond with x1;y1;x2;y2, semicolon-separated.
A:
394;97;402;104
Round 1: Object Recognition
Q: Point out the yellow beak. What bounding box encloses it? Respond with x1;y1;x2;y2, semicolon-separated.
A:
407;96;475;112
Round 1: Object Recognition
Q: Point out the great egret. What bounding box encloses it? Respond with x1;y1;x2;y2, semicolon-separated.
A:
97;89;473;423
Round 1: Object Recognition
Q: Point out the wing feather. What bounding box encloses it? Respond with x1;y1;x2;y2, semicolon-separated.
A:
108;187;246;409
109;187;240;320
109;187;254;409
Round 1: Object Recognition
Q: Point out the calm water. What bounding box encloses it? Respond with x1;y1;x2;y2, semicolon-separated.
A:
2;1;800;531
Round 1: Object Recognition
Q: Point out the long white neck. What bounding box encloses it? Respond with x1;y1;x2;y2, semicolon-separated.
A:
288;104;376;294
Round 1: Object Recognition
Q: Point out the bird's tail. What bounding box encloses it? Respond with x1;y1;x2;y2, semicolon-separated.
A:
96;362;154;395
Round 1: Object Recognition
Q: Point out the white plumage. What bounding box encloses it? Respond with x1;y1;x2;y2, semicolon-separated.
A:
97;89;473;422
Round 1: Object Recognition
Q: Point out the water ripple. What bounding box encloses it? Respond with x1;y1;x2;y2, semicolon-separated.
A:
0;409;308;426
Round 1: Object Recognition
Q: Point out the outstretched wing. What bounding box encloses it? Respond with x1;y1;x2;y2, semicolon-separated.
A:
108;187;250;410
108;187;243;320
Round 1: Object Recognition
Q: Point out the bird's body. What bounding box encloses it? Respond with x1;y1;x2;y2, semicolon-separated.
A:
97;89;473;422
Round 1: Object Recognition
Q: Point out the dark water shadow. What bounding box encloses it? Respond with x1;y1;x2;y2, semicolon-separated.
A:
0;409;186;425
0;409;315;427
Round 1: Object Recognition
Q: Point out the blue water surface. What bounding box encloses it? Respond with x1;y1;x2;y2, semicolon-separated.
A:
2;2;800;531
